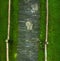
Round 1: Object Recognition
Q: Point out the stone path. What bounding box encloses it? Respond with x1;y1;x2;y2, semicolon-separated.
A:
17;0;40;61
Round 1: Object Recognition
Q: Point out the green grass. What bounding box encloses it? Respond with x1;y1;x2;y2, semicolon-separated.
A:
48;0;60;61
9;0;18;61
0;0;18;61
39;0;60;61
0;0;8;61
38;0;46;61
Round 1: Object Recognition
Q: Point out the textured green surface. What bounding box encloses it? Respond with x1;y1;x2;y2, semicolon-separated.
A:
0;0;8;61
39;0;60;61
9;0;18;61
48;0;60;61
0;0;18;61
38;0;46;61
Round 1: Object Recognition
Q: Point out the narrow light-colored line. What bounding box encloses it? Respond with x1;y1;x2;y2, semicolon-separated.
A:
46;0;48;42
6;0;11;61
7;0;11;40
45;0;48;61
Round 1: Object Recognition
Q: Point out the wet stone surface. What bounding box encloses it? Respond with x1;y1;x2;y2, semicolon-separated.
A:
17;0;40;61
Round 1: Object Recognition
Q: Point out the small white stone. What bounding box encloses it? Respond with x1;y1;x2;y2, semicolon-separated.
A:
26;21;33;30
31;3;38;13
